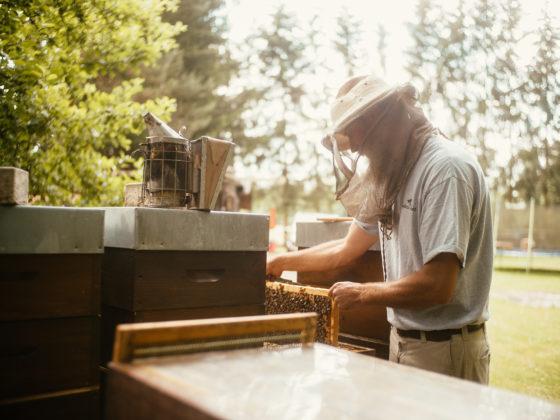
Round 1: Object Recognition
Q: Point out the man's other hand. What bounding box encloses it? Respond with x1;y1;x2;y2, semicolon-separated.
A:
328;281;364;309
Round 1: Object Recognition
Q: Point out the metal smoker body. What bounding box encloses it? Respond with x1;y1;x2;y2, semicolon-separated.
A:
140;135;234;210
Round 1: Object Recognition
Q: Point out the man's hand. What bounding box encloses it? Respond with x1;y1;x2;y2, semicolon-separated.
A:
266;254;284;277
328;281;365;310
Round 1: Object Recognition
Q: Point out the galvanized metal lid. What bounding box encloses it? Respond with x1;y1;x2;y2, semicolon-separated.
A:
103;207;269;251
295;220;380;251
0;206;105;254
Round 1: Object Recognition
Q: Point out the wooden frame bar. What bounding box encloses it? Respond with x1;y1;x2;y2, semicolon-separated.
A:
112;313;317;363
265;281;339;346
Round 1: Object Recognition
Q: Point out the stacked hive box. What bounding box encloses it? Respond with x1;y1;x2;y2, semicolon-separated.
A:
296;220;390;358
100;207;270;364
0;206;104;419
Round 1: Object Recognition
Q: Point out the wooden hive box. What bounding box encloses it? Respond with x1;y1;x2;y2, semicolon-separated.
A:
104;314;560;420
0;206;104;419
101;207;270;365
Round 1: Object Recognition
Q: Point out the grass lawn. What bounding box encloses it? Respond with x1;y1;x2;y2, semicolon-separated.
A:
488;269;560;403
494;254;560;272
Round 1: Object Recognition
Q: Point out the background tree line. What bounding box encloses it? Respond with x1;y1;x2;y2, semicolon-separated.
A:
1;0;558;219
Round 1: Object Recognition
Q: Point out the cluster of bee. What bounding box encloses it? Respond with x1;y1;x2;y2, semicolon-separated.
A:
265;282;333;344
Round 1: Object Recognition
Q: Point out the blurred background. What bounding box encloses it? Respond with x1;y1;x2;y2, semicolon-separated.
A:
1;0;559;402
2;0;559;253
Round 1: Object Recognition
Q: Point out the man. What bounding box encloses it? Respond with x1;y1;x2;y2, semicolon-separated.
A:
266;74;493;384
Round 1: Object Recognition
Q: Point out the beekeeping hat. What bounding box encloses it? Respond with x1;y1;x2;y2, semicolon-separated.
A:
321;75;394;199
322;75;392;149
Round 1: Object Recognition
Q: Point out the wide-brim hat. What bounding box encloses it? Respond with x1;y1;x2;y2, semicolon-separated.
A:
322;75;393;150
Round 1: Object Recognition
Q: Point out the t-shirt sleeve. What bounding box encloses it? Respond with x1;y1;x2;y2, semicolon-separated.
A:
419;176;473;267
354;218;379;236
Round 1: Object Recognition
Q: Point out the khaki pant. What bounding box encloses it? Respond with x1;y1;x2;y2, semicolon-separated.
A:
389;325;490;384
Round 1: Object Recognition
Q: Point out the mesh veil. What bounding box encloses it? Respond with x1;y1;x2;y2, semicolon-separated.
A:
325;84;438;239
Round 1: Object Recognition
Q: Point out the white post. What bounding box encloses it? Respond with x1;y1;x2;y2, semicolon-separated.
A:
526;197;535;273
492;193;501;258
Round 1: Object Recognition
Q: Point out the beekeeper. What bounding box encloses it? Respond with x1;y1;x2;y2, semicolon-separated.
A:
266;74;494;384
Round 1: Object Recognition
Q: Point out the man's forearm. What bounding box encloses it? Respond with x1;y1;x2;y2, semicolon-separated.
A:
360;273;448;309
269;238;347;274
330;253;459;310
266;222;379;277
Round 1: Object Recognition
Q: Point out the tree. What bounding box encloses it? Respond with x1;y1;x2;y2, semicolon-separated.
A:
405;0;442;110
333;8;388;78
0;0;184;205
508;9;560;205
132;0;279;213
238;6;342;227
377;24;389;77
250;6;311;220
136;0;254;140
406;0;560;204
405;0;525;179
334;8;363;78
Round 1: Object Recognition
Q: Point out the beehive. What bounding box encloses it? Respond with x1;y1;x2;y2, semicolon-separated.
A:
265;280;339;345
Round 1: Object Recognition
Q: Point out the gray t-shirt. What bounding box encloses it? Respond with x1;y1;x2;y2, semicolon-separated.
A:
356;135;493;330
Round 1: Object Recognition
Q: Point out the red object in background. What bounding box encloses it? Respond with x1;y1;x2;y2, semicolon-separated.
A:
269;208;276;229
268;208;276;252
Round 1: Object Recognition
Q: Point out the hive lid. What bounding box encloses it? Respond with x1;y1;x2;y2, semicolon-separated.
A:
0;206;105;254
103;207;269;251
108;342;560;420
295;220;380;251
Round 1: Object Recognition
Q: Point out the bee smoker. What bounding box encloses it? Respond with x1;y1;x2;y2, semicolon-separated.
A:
139;113;234;210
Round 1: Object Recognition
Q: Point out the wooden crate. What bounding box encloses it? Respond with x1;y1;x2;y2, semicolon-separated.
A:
102;249;265;311
106;314;318;420
265;281;339;346
0;317;99;399
0;387;99;420
104;315;560;420
0;254;101;321
0;207;103;418
101;248;267;366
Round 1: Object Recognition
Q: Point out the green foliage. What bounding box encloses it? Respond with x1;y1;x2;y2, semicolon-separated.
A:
0;0;184;205
138;0;239;138
135;0;270;191
4;0;557;209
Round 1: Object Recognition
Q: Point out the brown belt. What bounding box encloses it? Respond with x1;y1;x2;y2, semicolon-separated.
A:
396;324;484;342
